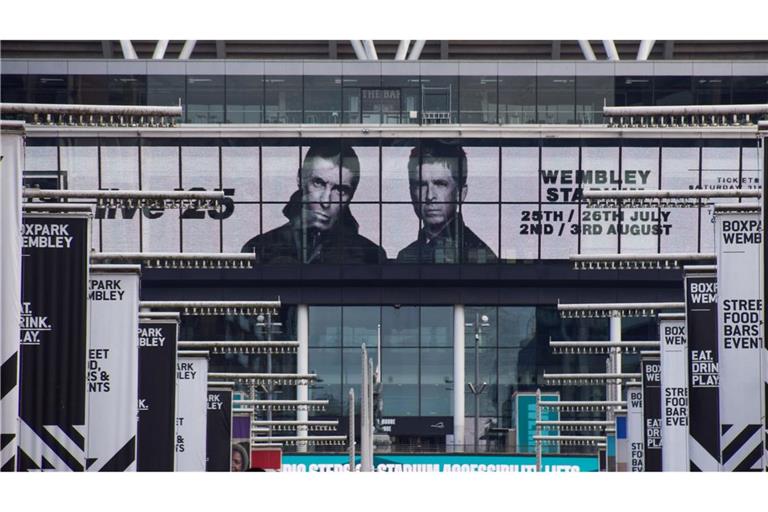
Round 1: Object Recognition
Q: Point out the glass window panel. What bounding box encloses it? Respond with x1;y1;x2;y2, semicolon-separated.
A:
226;76;264;124
141;145;179;190
460;204;499;263
700;146;741;253
264;76;302;124
741;145;762;192
420;76;458;124
580;146;620;254
222;146;260;201
381;76;420;125
1;75;28;103
382;203;421;262
24;145;58;171
660;207;698;253
501;145;539;203
694;77;732;105
498;348;521;426
620;146;661;254
309;306;342;347
539;203;579;260
101;216;140;252
498;76;536;124
71;75;108;104
27;75;69;104
304;76;341;124
101;145;139;189
622;316;658;341
309;348;342;417
261;145;300;204
346;203;383;263
420;348;453;416
459;76;498;124
499;307;537;348
501;204;539;261
108;75;146;106
381;348;419;416
342;306;380;348
654;76;693;105
576;76;614;124
465;347;498;417
342;348;363;414
181;146;219;189
224;203;259;253
464;145;499;202
381;306;419;347
349;145;379;202
537;76;575;124
382;144;414;202
182;213;220;252
258;202;298;263
465;306;498;347
420;306;453;348
147;75;185;123
186;76;225;123
141;208;180;252
731;77;768;105
614;76;652;107
59;144;98;190
342;75;381;124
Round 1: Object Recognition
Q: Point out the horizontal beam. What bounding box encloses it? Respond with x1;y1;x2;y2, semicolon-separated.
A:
558;302;684;311
178;341;298;354
536;421;613;426
582;189;761;200
252;420;338;426
2;102;182;116
23;189;223;201
140;300;280;316
539;401;626;408
543;373;641;380
209;372;316;384
604;103;768;117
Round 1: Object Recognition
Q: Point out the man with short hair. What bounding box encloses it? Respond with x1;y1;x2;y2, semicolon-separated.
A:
241;143;385;264
397;141;496;263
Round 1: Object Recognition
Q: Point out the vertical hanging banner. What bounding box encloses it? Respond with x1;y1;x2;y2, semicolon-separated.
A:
137;313;179;471
17;211;91;471
206;383;233;472
626;383;644;472
684;266;721;471
86;266;140;471
715;205;765;471
0;122;24;472
659;313;689;471
176;352;209;471
641;355;662;472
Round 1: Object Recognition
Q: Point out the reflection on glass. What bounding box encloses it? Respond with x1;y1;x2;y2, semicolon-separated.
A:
382;306;419;347
499;307;536;347
498;76;536;124
420;307;453;347
226;76;264;123
465;347;498;416
342;306;380;347
459;76;498;123
382;348;419;416
465;306;498;347
186;76;225;123
264;76;302;123
309;306;342;347
309;348;342;416
304;76;342;124
420;348;453;416
537;76;575;124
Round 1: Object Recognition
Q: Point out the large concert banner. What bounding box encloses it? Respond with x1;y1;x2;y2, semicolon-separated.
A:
17;213;90;471
626;383;644;472
137;314;178;471
659;313;689;471
206;386;233;472
641;356;662;472
684;267;721;471
0;125;23;471
175;353;209;471
86;266;140;471
715;206;765;471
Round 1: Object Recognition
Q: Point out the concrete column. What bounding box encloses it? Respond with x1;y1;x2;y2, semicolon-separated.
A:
296;304;309;452
453;305;465;452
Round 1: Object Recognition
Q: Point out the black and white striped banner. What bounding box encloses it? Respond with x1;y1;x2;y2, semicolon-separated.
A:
86;267;140;472
641;355;662;472
0;125;23;472
137;315;178;472
175;353;209;471
17;214;90;471
715;207;765;471
685;268;722;471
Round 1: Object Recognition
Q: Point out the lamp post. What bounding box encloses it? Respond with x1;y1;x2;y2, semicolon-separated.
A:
466;312;490;453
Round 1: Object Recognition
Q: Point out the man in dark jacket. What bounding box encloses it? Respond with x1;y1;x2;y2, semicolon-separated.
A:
397;141;497;264
241;143;385;264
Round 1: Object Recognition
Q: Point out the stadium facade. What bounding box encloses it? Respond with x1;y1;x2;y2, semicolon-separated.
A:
2;40;766;454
